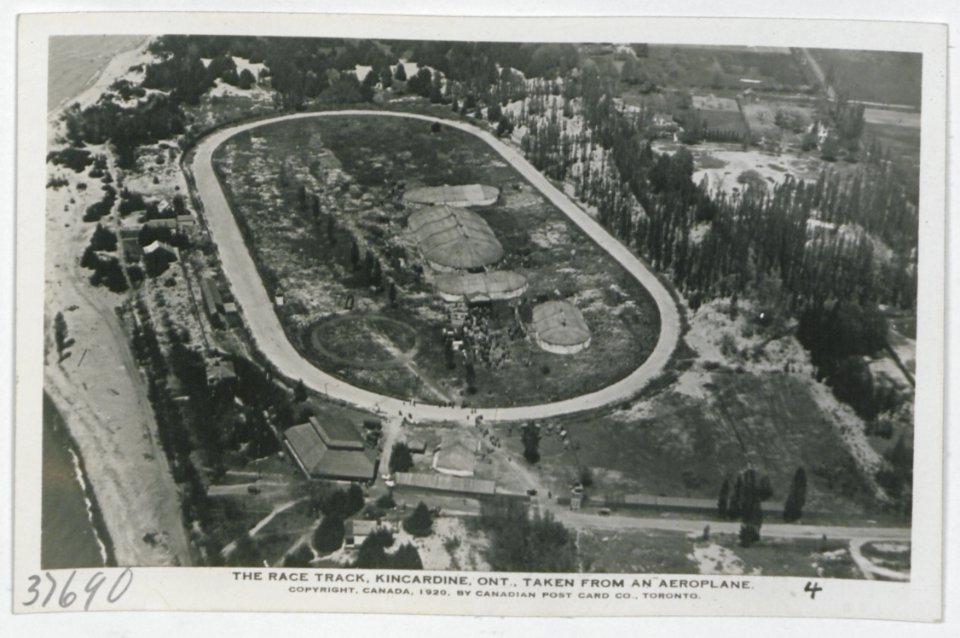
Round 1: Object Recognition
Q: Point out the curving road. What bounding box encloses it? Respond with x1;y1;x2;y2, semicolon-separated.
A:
190;110;680;423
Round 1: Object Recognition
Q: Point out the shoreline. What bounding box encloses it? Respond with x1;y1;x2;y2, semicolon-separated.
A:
43;392;117;569
44;34;193;567
48;35;151;114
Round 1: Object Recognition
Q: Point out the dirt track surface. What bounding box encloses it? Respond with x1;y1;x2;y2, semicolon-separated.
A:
190;110;681;423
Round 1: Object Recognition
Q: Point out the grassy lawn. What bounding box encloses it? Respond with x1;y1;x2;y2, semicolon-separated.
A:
577;528;863;578
710;534;862;579
578;529;699;574
699;108;748;134
510;370;878;518
643;45;810;91
212;113;660;407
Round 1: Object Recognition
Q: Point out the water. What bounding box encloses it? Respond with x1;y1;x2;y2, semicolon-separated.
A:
47;34;147;112
42;392;115;569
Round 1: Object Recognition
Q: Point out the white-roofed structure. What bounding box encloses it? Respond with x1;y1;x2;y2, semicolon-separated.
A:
403;184;500;207
407;205;503;270
434;271;528;302
532;300;591;354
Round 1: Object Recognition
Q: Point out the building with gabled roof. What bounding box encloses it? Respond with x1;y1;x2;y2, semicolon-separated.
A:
432;431;479;477
283;417;378;482
394;472;496;497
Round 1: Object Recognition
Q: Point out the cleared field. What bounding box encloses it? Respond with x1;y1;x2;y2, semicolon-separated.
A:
692;94;739;111
809;49;922;108
578;529;862;578
864;108;920;128
212;115;660;407
865;122;921;190
516;371;880;519
643;45;811;91
698;108;748;133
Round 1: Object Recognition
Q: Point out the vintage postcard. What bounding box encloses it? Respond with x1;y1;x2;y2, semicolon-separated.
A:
14;12;946;620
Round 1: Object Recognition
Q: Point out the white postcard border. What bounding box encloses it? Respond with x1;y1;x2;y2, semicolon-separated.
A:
14;11;948;621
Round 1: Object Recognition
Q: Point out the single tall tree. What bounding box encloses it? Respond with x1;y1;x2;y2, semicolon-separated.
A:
54;311;69;357
783;467;808;523
389;442;413;474
717;476;731;518
403;502;434;537
521;421;540;464
728;467;772;547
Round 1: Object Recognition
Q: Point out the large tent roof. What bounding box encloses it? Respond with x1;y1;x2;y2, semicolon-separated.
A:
532;300;591;347
403;184;500;207
408;205;503;269
434;270;528;302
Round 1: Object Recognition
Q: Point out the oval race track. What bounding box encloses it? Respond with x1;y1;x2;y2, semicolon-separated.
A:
189;110;681;423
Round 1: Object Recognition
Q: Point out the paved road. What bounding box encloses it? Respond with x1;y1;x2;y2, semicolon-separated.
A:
190;110;680;423
555;507;910;542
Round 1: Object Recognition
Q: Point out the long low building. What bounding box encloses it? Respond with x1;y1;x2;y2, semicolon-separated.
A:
394;472;496;498
434;270;528;303
403;184;500;207
284;416;378;482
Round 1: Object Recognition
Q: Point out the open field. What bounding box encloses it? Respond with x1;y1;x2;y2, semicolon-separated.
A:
212;114;660;407
808;49;922;108
865;122;922;187
647;45;811;90
510;371;878;517
579;529;862;578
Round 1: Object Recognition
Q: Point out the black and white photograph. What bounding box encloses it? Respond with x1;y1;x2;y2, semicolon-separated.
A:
11;10;949;622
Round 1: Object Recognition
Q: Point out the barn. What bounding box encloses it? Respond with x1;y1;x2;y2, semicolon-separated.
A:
403;184;500;208
407;205;503;270
433;270;528;303
531;300;591;354
283;416;378;482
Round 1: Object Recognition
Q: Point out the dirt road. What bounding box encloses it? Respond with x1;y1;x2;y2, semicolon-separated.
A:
190;110;681;423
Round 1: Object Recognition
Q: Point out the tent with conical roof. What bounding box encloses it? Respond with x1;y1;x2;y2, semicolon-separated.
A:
407;205;503;270
434;271;528;302
532;300;591;354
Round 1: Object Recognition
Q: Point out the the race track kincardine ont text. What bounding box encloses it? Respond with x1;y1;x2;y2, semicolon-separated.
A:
14;12;946;620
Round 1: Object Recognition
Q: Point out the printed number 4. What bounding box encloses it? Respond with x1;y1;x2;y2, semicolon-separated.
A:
804;581;823;600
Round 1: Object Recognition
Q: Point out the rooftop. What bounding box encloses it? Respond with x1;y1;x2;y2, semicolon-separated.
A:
434;270;528;302
532;300;591;347
309;416;364;451
403;183;500;207
284;422;377;481
407;205;503;270
394;472;496;496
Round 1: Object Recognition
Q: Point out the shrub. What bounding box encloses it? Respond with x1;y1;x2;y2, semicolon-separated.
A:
312;515;345;554
402;502;433;537
47;147;93;173
389;442;413;474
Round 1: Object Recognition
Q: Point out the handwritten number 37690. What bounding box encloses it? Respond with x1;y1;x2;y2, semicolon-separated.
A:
24;569;133;611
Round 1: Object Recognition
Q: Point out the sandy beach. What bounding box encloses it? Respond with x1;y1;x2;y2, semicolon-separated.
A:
48;35;148;113
44;35;192;567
